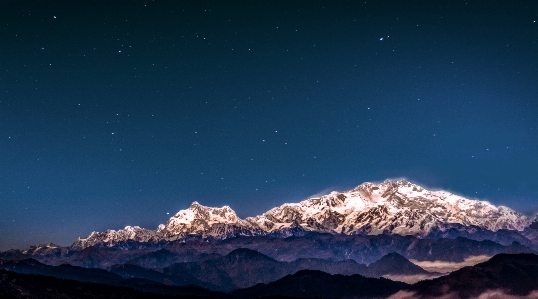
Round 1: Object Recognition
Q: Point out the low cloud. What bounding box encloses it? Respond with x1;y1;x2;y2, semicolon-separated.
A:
382;273;444;284
473;290;538;299
386;290;538;299
385;291;421;299
409;255;491;273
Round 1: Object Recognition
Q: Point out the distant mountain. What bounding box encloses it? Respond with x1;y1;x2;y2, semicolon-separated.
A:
126;248;221;269
0;250;426;293
365;252;431;277
5;233;536;272
108;263;211;288
70;179;532;249
214;233;536;264
165;248;281;291
231;269;408;299
162;248;435;291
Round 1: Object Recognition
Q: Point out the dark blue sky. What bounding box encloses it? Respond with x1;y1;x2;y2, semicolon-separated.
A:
1;1;537;250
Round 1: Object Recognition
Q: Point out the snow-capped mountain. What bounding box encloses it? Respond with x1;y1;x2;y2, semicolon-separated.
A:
72;179;532;249
250;179;531;235
71;202;264;249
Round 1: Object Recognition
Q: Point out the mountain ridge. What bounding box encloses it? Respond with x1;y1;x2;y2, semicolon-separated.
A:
72;179;532;249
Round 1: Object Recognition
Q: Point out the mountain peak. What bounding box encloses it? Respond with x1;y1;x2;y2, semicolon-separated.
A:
367;252;430;277
160;202;241;238
353;179;423;193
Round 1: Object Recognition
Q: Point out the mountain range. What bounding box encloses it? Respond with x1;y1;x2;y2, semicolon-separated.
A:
70;179;536;249
2;179;538;298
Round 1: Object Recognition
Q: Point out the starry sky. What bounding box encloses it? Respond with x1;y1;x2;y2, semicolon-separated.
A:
1;1;537;251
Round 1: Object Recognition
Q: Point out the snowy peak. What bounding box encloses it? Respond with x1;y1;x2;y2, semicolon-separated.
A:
71;225;157;249
72;203;244;249
162;202;240;235
168;202;239;226
353;179;423;201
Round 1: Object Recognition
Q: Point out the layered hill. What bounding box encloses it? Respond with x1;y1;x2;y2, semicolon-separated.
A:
0;250;432;292
3;253;538;299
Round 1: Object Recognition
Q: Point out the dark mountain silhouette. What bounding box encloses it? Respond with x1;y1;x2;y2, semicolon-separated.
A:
365;252;431;277
164;248;285;291
231;269;408;299
0;269;226;299
69;245;155;268
127;248;222;269
3;253;538;299
0;258;125;285
212;233;536;263
0;258;220;295
108;263;214;288
164;248;431;291
5;234;535;270
2;252;368;293
126;248;179;268
408;253;538;298
288;257;367;276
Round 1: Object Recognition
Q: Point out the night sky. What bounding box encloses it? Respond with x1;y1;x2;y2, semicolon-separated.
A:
1;1;537;251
